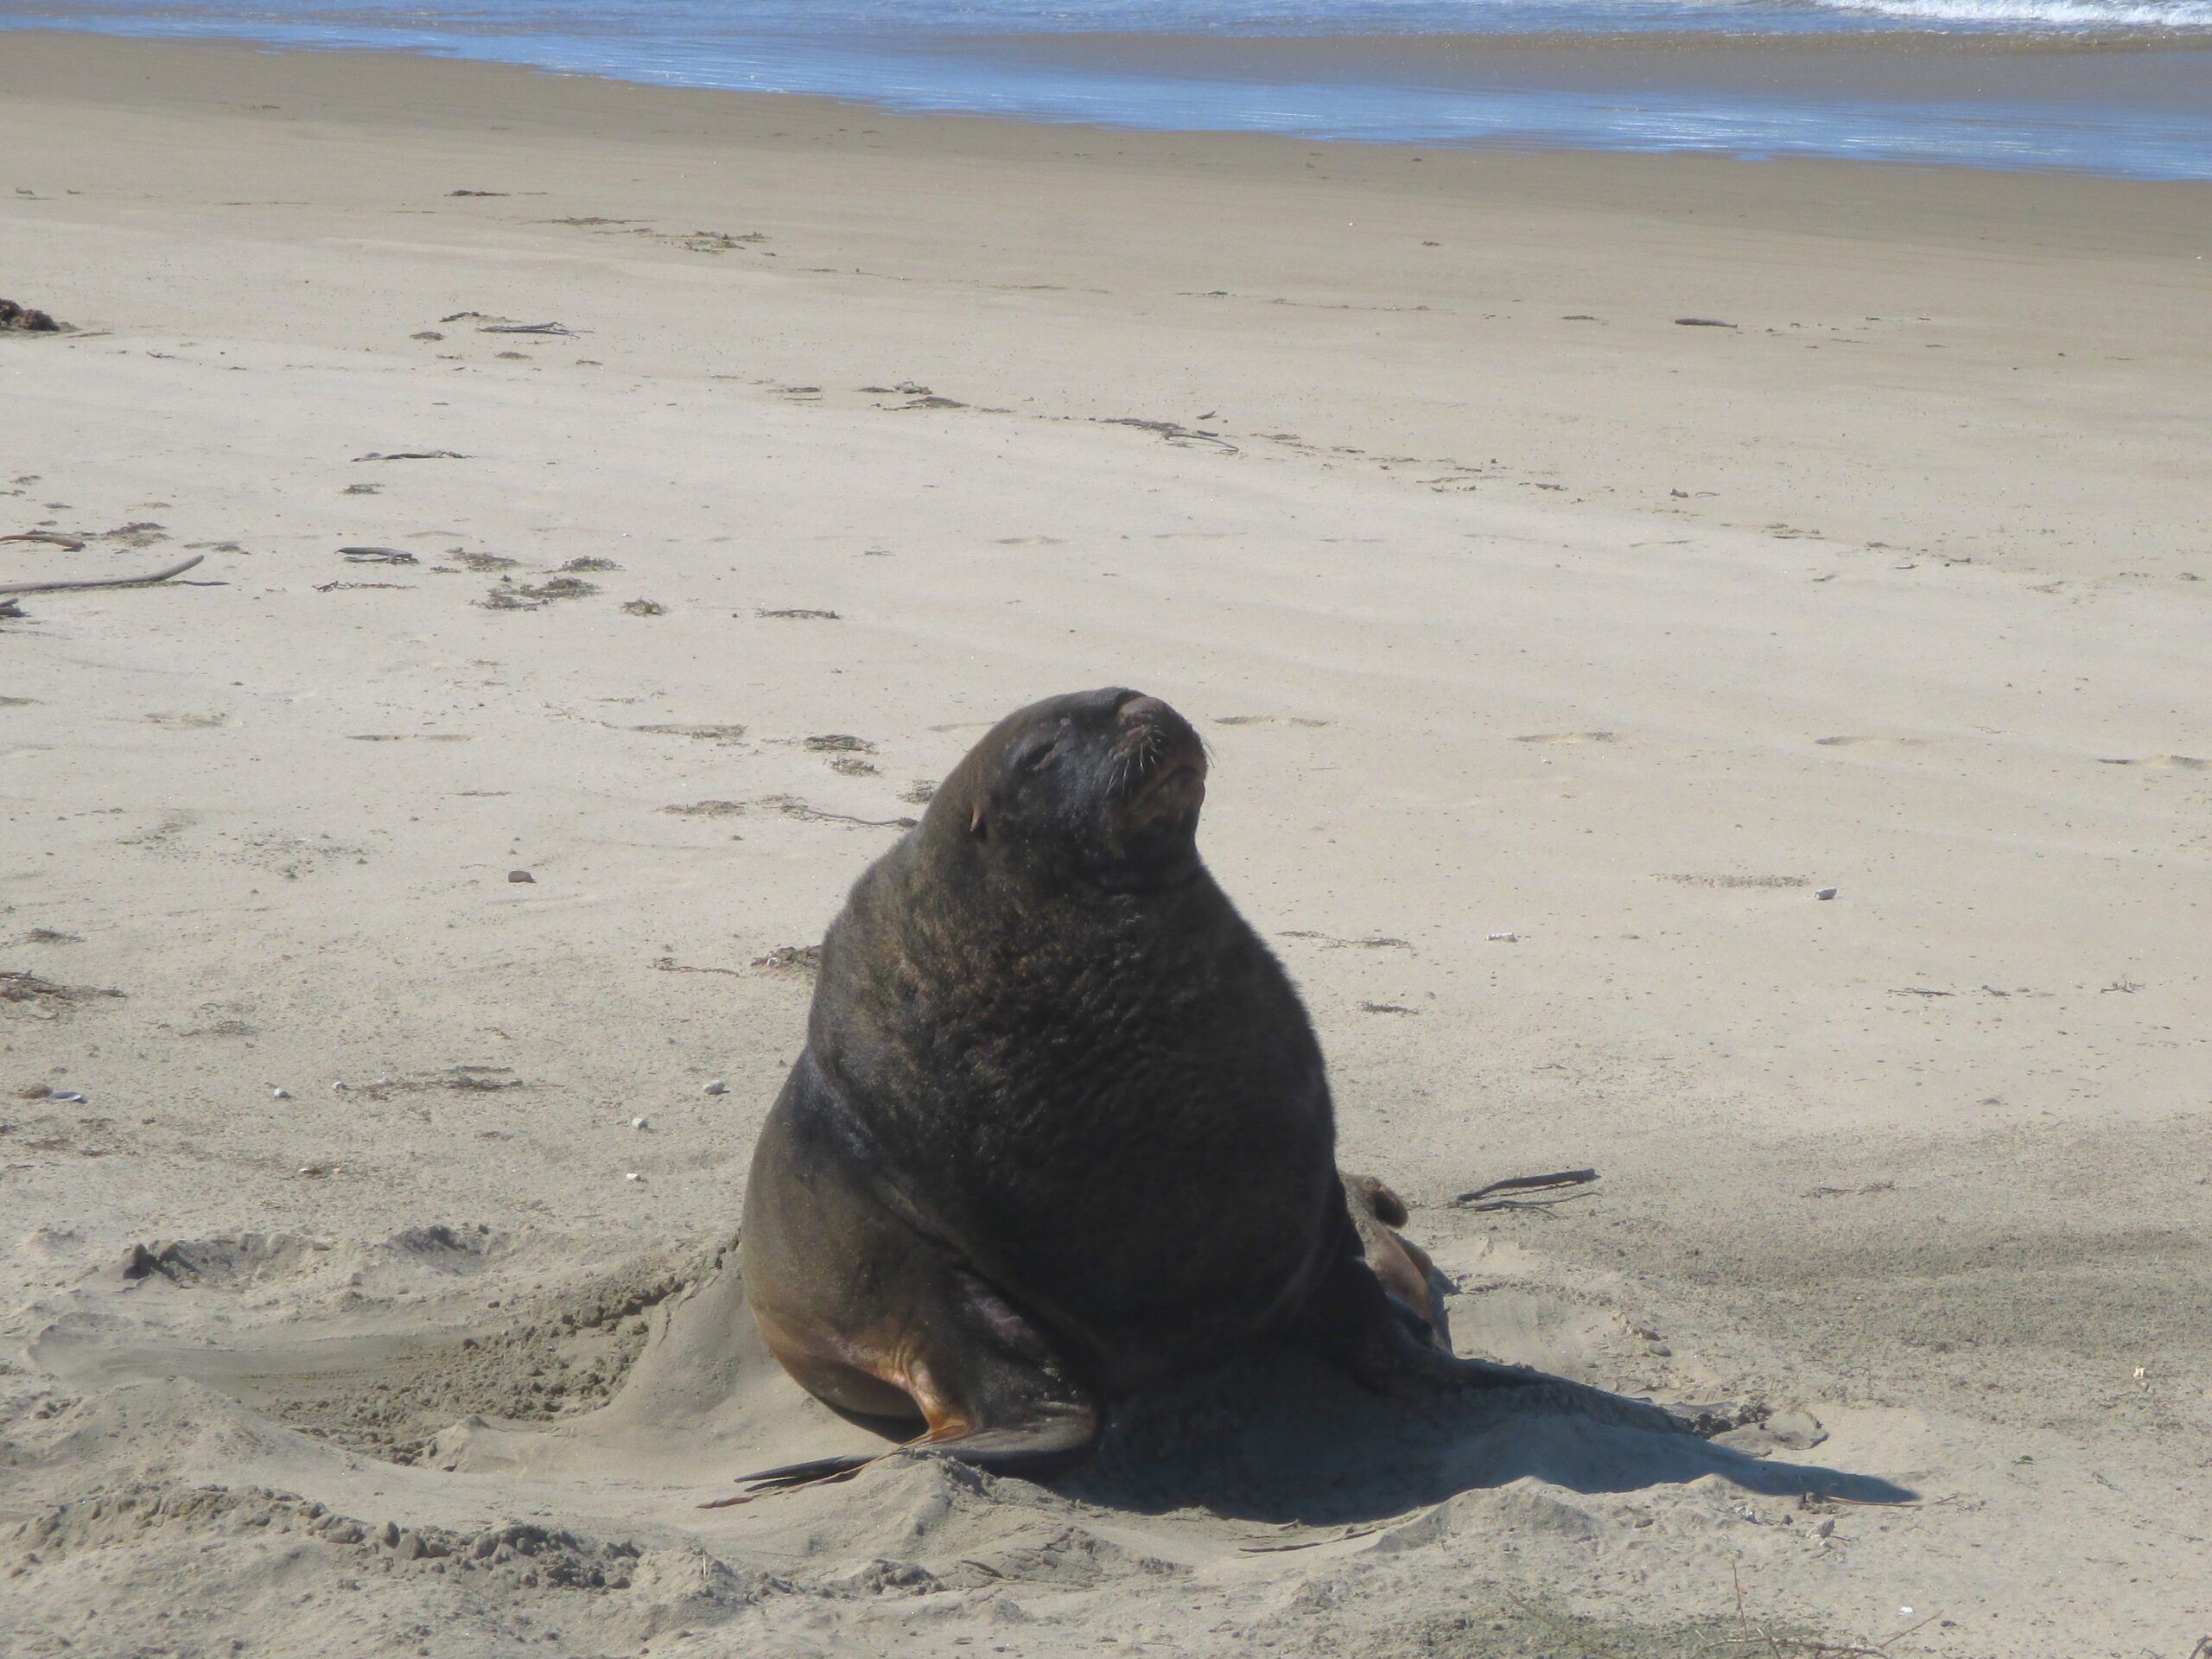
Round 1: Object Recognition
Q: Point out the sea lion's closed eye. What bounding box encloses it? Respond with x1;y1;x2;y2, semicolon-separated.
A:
1004;733;1057;773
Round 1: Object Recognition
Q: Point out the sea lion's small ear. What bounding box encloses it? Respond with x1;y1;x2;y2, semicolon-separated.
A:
969;803;987;839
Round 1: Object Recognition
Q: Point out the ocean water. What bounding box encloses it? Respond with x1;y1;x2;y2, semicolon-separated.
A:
5;0;2209;175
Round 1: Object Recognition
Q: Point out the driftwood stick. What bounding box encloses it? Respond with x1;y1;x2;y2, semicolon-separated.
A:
0;552;206;597
1452;1167;1600;1211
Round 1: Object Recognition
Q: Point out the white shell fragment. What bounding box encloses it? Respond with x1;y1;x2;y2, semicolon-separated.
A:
702;1079;728;1096
630;1116;649;1130
625;1171;643;1182
271;1088;291;1100
1816;887;1839;900
1487;931;1520;943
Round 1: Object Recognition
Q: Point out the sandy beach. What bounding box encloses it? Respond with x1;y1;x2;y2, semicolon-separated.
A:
3;31;2210;1658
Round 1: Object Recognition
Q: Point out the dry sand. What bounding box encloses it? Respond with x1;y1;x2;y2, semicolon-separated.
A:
3;32;2209;1659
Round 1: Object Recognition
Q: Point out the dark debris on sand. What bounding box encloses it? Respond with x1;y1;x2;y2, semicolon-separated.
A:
1;299;71;334
750;944;821;977
3;969;124;1017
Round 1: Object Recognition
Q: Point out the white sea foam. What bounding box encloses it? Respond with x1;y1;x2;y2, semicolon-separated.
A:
1809;0;2212;25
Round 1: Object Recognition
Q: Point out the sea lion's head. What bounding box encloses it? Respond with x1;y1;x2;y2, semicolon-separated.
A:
933;687;1208;892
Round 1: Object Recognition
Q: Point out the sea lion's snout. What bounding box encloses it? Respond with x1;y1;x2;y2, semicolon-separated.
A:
1115;694;1203;768
1111;694;1207;820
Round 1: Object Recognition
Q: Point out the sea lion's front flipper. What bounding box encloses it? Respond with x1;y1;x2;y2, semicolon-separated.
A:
709;1406;1100;1508
709;1338;1099;1506
734;1059;1103;1502
906;1411;1102;1473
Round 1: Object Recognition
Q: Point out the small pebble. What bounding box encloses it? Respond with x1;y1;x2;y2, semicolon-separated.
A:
630;1116;649;1130
702;1079;728;1096
625;1171;642;1182
507;868;535;884
1816;887;1838;900
271;1087;291;1100
332;1080;347;1092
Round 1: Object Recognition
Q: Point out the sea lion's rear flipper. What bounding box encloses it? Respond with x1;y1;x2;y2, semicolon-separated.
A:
1300;1194;1685;1435
1344;1171;1452;1350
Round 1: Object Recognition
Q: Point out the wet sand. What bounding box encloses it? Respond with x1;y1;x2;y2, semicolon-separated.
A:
2;31;2209;1659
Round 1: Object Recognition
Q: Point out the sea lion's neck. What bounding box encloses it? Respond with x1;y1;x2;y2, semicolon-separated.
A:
813;834;1259;1096
912;837;1236;1001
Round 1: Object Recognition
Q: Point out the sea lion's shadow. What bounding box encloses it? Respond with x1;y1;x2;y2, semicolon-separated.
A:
1055;1344;1915;1526
554;1256;1910;1524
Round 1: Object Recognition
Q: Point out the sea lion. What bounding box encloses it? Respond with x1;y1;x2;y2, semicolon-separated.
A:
736;687;1654;1496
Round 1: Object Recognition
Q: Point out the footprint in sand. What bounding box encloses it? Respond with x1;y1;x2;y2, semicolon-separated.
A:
1280;931;1413;951
2097;754;2207;770
632;722;748;744
1658;874;1811;890
118;810;196;850
1515;731;1618;746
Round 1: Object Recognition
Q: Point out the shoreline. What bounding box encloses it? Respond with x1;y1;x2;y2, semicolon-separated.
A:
6;29;2212;212
8;19;2212;176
